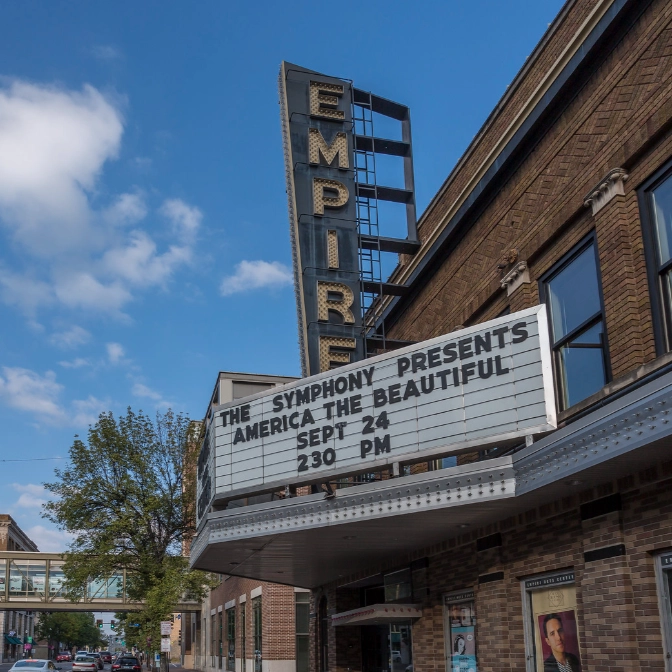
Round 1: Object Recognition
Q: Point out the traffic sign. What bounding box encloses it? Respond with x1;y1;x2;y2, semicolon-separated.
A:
160;638;171;653
160;621;172;636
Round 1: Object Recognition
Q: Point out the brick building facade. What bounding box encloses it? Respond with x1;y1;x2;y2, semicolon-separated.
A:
0;515;38;663
189;374;307;672
191;577;308;672
192;0;672;670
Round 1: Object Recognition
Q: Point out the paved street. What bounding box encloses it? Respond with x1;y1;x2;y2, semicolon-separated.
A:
0;664;191;672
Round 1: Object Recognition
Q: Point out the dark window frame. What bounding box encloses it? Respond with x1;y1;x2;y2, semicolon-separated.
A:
638;156;672;355
226;607;236;672
538;231;611;411
295;592;310;672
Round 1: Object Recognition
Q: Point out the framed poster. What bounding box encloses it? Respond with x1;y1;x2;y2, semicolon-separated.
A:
443;591;477;672
524;573;582;672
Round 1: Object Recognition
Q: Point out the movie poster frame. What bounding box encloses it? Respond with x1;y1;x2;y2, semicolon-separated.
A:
443;588;477;672
520;570;578;672
654;551;672;671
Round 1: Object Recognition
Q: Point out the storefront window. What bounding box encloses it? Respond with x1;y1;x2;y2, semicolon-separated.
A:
227;608;236;672
522;572;582;672
211;614;216;667
318;596;328;672
443;590;477;672
0;559;6;599
655;553;672;670
240;602;247;672
218;611;223;669
253;596;262;672
384;569;412;603
295;592;310;672
540;236;608;410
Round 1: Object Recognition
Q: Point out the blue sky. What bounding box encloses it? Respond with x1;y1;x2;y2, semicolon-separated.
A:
0;0;564;550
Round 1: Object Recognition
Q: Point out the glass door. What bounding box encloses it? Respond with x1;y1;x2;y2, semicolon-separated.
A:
390;624;412;672
361;623;413;672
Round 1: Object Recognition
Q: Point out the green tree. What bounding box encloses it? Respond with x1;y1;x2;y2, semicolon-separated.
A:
43;409;215;663
36;612;106;651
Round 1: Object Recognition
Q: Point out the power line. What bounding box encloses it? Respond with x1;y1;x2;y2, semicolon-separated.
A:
0;456;64;462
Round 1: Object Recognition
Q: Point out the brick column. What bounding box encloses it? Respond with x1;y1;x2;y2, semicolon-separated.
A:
475;547;513;671
579;510;640;672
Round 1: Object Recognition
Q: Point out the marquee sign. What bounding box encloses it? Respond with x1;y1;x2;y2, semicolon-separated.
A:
206;306;556;503
279;62;363;377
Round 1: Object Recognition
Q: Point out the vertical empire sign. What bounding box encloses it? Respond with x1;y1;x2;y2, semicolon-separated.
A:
279;62;364;377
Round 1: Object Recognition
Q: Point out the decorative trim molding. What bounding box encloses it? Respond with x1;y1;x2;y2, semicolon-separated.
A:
583;167;629;215
500;261;530;295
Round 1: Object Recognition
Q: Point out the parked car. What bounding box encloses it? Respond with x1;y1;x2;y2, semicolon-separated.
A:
9;661;62;672
111;657;141;672
73;656;98;672
89;653;104;670
100;652;112;664
56;654;71;663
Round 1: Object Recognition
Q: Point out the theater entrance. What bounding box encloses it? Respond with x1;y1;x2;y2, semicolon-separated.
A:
361;623;413;672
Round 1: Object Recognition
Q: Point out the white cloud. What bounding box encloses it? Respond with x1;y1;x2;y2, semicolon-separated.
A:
49;325;91;349
220;260;293;296
0;79;203;321
12;483;49;510
103;192;147;227
160;199;202;240
0;366;64;419
58;357;91;369
53;271;132;315
24;525;74;553
0;80;123;258
106;342;125;364
132;382;162;401
0;366;107;427
91;45;123;62
71;395;107;425
102;231;191;287
132;382;170;408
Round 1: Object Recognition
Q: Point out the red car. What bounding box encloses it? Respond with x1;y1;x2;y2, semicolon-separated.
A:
100;653;112;664
56;654;72;663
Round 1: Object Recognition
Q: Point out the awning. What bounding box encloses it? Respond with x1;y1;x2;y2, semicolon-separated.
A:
332;603;422;626
4;635;23;645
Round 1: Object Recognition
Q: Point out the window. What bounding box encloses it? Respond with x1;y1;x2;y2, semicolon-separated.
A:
655;552;672;670
218;611;223;669
318;596;328;672
540;235;609;410
384;569;412;603
211;614;216;665
226;608;236;672
240;602;247;672
639;163;672;352
252;597;262;672
295;592;310;672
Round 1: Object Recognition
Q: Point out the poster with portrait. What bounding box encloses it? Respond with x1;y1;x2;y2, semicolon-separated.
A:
530;584;582;672
444;593;477;672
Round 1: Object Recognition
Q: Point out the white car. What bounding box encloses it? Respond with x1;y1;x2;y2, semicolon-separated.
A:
9;661;62;672
73;656;98;672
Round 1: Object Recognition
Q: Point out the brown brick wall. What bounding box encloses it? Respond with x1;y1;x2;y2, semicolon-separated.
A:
205;577;297;666
316;459;672;672
388;0;672;398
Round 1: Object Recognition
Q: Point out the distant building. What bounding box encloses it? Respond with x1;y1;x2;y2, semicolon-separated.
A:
184;372;308;672
0;515;38;663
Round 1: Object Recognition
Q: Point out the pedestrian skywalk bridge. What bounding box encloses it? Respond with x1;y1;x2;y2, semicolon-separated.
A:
0;551;200;612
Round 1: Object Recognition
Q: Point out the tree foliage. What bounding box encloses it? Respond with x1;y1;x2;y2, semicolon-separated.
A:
36;612;105;650
43;408;216;650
